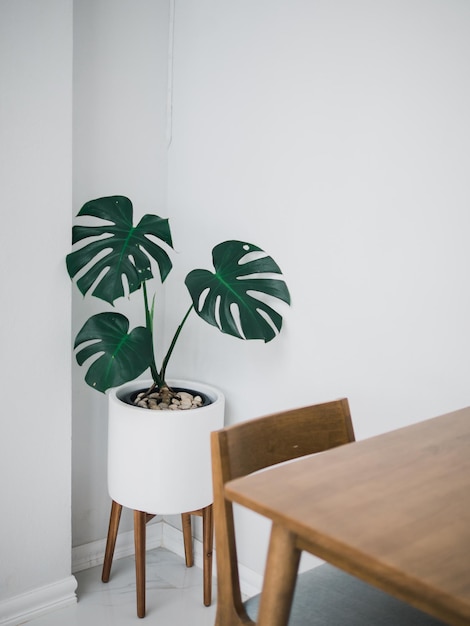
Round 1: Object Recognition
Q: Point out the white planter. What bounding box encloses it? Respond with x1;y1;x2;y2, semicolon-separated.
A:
107;379;225;515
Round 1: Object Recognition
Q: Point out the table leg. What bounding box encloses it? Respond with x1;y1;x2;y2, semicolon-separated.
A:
257;523;301;626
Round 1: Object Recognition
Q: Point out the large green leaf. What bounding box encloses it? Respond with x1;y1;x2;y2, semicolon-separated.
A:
185;240;291;342
74;312;153;392
66;196;173;305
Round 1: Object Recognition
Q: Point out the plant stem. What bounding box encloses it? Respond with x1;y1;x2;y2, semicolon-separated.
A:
159;304;194;384
143;282;164;388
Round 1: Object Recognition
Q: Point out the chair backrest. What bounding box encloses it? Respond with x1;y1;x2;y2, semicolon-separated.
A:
211;398;355;626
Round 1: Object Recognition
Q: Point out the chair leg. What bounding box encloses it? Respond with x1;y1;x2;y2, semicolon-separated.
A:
102;500;122;583
134;510;147;618
202;504;213;607
181;513;194;567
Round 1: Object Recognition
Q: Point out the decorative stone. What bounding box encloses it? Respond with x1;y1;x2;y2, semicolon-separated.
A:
178;391;193;401
132;386;206;412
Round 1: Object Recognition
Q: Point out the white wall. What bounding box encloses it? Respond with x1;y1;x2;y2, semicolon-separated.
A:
168;0;470;430
166;0;470;574
69;0;470;589
72;0;170;547
0;0;75;621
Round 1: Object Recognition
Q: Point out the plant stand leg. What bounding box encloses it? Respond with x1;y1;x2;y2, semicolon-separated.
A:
134;510;147;618
202;504;213;606
101;500;122;583
181;513;193;567
184;505;214;606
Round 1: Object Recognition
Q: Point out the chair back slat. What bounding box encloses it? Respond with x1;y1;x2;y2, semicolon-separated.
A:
211;398;355;626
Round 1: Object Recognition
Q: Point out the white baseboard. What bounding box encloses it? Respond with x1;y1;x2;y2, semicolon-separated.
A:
72;518;264;598
155;521;264;598
72;520;164;573
0;576;77;626
237;563;263;599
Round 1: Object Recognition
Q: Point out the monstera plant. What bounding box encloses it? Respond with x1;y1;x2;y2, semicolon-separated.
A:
66;195;291;405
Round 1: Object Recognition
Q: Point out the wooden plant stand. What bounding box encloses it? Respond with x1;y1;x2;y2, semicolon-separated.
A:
101;499;214;618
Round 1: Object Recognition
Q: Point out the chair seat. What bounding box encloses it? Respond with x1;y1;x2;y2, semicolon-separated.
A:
244;563;448;625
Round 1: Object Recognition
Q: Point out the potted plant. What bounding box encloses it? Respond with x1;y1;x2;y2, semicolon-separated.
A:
67;194;290;510
68;194;290;493
67;194;290;614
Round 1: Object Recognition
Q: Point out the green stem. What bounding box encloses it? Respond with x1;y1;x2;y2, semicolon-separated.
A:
159;304;194;384
143;282;164;388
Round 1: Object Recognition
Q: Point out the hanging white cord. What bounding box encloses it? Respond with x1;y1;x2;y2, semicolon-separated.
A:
166;0;175;148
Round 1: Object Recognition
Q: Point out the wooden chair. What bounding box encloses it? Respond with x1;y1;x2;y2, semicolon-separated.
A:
211;399;447;625
101;502;213;618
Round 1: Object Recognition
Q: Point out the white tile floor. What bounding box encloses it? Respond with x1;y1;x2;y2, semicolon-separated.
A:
24;548;217;626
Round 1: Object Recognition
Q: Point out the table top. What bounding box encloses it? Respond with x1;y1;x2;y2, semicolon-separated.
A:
225;406;470;625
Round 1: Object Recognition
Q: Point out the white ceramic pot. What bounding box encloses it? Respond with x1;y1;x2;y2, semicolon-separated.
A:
107;379;225;515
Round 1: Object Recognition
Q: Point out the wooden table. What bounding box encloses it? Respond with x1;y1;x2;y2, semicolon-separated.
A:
225;407;470;626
